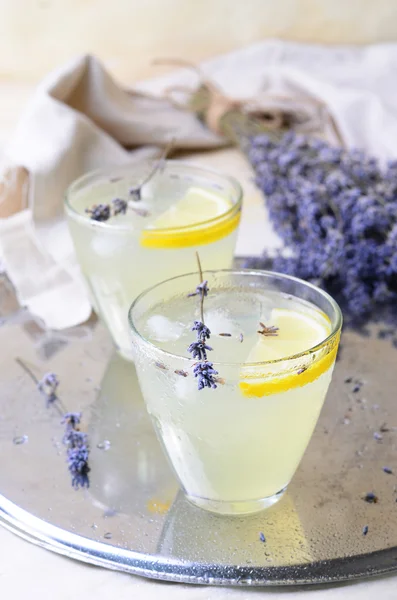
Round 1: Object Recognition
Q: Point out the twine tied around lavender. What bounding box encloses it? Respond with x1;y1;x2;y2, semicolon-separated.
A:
152;58;344;145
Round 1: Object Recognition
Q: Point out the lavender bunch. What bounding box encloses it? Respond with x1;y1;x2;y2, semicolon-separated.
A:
246;132;397;327
187;254;219;390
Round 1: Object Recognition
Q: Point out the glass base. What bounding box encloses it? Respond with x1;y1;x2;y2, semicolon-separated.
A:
185;487;287;516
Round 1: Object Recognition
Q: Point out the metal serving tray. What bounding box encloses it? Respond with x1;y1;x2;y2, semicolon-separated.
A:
1;271;396;586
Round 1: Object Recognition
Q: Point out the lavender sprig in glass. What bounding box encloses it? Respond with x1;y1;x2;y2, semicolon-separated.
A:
187;253;220;390
86;139;174;222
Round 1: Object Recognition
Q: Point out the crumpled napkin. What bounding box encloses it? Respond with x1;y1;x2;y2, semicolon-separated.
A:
1;40;397;329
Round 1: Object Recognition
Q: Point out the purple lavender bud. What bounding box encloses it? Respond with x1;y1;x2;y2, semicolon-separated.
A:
129;187;141;201
62;412;82;427
85;203;111;222
187;340;213;361
37;372;59;404
191;321;211;341
112;198;128;215
193;362;218;390
188;280;210;298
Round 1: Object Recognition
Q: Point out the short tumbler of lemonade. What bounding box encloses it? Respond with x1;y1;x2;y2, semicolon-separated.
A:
65;161;242;358
129;270;342;515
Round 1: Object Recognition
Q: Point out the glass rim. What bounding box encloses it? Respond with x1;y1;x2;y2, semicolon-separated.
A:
128;268;343;368
64;159;243;233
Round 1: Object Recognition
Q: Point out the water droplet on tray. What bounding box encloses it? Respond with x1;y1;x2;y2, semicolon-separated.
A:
13;435;28;445
97;440;111;451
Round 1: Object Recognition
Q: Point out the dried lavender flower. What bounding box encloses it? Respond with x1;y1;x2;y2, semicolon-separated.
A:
193;362;218;390
188;280;209;298
383;466;393;474
112;198;128;215
175;369;188;377
187;253;222;390
37;372;59;405
187;340;213;361
259;532;266;542
192;321;211;341
129;187;142;201
62;412;82;429
85;204;111;222
155;361;168;371
362;525;369;536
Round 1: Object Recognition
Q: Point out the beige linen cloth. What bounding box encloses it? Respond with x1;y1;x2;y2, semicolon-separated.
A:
1;40;397;329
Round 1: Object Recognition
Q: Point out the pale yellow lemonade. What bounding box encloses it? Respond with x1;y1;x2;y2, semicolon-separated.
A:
65;162;242;358
131;277;341;515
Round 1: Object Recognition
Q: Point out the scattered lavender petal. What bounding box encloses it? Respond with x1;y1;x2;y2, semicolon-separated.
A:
155;362;168;371
175;369;188;377
363;492;378;503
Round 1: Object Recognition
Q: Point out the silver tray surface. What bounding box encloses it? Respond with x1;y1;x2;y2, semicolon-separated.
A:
1;271;397;586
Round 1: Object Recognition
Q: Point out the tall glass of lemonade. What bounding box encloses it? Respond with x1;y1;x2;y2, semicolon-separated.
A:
129;270;342;515
65;161;242;359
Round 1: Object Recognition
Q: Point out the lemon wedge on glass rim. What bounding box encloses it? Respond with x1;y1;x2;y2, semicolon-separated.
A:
140;186;240;249
239;307;338;398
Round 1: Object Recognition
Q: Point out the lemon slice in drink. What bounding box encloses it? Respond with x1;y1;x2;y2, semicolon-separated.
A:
140;187;240;249
240;307;337;398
